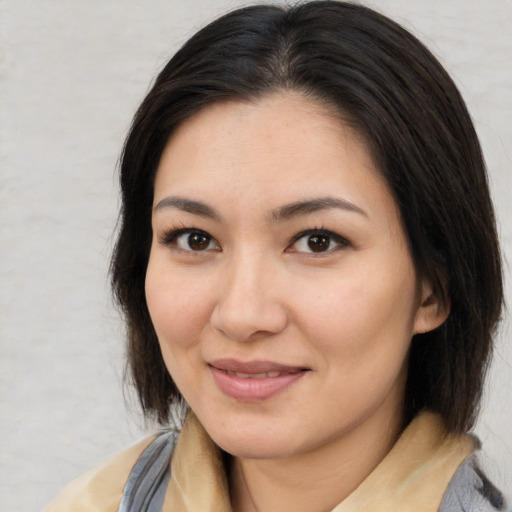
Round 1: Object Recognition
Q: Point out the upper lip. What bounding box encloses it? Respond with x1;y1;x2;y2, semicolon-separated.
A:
208;358;306;374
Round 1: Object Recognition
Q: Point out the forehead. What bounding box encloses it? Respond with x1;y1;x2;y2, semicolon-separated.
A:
153;92;398;226
157;94;372;181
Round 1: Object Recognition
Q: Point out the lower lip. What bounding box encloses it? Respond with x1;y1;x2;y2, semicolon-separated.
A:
209;366;306;402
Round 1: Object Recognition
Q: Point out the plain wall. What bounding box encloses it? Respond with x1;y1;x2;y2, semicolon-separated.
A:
0;1;510;510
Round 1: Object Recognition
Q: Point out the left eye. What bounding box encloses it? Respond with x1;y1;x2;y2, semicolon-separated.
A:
290;231;348;253
167;230;220;252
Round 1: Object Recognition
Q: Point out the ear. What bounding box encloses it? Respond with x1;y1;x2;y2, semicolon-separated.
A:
413;279;450;335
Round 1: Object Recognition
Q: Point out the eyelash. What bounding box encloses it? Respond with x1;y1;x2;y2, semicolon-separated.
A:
288;228;350;254
159;226;220;251
158;225;350;254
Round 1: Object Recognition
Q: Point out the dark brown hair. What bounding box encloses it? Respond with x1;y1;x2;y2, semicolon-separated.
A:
111;1;503;433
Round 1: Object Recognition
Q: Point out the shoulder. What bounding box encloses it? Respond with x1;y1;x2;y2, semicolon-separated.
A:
44;434;161;512
439;453;511;512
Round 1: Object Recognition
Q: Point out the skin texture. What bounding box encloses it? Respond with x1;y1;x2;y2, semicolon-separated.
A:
145;92;448;511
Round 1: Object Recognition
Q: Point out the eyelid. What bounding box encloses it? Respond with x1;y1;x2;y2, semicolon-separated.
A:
159;226;220;251
158;226;349;254
287;228;350;254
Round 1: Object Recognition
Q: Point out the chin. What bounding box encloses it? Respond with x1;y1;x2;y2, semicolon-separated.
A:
217;435;296;460
205;418;304;460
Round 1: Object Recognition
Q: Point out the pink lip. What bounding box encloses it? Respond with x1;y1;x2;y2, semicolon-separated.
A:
208;359;308;402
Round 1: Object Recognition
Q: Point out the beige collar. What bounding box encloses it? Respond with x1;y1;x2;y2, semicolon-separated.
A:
164;411;474;512
165;411;231;511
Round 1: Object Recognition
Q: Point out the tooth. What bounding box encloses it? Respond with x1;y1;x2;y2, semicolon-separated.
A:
224;370;286;379
234;372;271;379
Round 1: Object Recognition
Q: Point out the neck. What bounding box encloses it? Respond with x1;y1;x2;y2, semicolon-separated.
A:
229;406;403;512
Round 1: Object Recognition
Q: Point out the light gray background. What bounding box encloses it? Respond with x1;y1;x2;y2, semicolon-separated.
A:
0;1;511;510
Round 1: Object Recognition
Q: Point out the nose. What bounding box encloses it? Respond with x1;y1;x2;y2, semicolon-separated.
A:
210;254;288;342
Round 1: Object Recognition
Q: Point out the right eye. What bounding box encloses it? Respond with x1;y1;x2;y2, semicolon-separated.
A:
161;228;220;252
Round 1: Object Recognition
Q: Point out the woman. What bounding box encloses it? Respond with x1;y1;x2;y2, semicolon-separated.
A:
46;1;508;511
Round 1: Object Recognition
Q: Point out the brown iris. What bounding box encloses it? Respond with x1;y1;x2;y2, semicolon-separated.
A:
188;232;210;250
308;234;331;252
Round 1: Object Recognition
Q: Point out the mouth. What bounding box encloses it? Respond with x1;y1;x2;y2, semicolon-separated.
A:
208;359;309;401
223;370;288;379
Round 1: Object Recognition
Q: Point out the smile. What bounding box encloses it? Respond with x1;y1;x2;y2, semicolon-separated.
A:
225;370;283;379
208;359;308;401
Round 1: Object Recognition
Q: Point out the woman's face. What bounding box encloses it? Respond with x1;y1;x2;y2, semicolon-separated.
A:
146;92;442;460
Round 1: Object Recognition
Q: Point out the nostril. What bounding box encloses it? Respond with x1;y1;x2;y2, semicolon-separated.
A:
210;296;288;342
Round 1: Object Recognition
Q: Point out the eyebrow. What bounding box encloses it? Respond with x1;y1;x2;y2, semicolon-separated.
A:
153;195;367;223
271;196;367;222
153;196;223;221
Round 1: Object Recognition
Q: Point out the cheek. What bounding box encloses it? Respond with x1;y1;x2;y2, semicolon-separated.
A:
294;269;417;421
292;262;418;363
145;256;213;349
145;258;218;402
